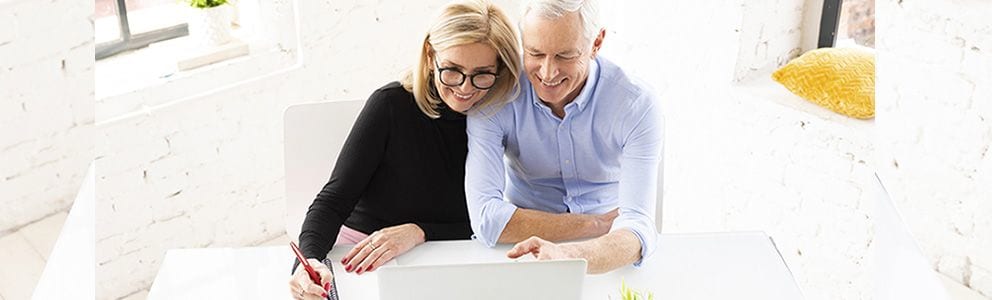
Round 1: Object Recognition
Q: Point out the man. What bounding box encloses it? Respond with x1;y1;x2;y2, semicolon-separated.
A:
465;0;664;274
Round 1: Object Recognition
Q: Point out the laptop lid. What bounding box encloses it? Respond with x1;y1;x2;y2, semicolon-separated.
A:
377;259;587;300
873;172;949;300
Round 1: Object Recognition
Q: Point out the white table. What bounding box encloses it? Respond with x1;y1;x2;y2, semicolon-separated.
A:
148;232;803;299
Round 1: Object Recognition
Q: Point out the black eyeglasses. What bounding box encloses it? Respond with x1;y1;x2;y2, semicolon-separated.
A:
434;59;499;90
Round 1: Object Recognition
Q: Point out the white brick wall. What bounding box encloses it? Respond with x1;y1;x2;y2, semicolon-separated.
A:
0;0;94;235
877;0;992;297
91;0;878;299
734;0;806;82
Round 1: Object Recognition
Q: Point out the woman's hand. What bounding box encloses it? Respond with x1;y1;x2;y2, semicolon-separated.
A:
341;223;426;275
288;258;333;300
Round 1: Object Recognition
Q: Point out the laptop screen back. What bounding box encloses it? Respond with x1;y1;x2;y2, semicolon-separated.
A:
377;259;586;300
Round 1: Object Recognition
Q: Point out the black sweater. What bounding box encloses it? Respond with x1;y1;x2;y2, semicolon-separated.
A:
298;82;472;265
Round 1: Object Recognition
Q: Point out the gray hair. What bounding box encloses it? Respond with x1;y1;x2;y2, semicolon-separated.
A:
523;0;601;43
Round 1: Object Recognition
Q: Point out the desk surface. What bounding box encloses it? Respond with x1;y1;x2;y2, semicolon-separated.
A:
148;232;803;299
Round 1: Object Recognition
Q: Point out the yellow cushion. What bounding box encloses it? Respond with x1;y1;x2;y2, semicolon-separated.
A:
772;47;875;119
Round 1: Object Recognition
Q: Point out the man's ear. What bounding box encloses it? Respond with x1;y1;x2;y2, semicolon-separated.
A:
590;28;606;58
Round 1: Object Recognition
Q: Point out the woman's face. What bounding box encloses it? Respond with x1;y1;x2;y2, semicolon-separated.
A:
432;42;499;113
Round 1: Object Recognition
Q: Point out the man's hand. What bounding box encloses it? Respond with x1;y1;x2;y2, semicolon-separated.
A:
341;223;426;275
506;236;581;261
507;229;643;274
594;208;619;233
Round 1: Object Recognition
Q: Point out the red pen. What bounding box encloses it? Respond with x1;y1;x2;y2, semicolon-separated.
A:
290;241;322;285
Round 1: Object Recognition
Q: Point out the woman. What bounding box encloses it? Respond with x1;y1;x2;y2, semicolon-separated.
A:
288;1;521;299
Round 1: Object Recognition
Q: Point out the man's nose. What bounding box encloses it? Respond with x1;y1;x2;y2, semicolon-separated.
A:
539;57;558;80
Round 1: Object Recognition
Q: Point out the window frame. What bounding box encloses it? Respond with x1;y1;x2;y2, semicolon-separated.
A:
95;0;189;60
817;0;843;48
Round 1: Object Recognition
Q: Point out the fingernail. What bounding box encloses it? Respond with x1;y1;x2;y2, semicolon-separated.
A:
345;265;352;272
341;258;348;264
366;265;373;272
324;282;330;291
322;292;328;298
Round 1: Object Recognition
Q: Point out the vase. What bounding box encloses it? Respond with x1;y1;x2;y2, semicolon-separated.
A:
187;5;234;47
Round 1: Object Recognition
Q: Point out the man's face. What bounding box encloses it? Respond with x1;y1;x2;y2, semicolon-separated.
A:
521;11;601;107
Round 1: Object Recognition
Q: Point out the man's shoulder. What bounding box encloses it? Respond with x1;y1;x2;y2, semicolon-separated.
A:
594;57;660;106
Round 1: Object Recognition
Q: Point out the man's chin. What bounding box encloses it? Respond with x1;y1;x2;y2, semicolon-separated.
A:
534;92;563;105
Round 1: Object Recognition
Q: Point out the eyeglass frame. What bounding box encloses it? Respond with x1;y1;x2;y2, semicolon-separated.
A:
433;58;500;90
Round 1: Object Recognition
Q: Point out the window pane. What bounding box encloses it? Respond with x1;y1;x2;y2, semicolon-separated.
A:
837;0;874;48
94;0;121;44
124;0;187;35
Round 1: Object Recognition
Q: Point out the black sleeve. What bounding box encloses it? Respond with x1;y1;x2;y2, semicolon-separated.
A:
413;221;474;241
293;90;393;273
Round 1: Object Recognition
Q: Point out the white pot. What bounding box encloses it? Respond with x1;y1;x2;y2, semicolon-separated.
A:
187;5;234;47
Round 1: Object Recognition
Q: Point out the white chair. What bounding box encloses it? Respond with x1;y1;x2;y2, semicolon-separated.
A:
873;172;950;300
656;157;665;233
283;100;366;243
33;163;94;299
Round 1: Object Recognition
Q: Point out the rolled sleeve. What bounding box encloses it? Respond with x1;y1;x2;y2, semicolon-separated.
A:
611;92;664;266
471;197;517;247
465;108;518;247
611;211;658;267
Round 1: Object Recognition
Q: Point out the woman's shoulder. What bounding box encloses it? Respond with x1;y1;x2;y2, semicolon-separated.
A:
361;81;413;113
365;81;422;116
369;81;413;102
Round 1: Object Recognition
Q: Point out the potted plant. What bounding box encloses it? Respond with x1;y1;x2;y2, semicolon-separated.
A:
185;0;233;46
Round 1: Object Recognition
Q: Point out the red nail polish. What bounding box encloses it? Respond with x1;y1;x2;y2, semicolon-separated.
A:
322;292;328;298
324;282;330;291
366;265;373;272
341;258;348;264
345;265;352;272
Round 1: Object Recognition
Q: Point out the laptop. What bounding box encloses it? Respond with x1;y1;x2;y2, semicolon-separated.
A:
377;259;587;300
872;172;949;300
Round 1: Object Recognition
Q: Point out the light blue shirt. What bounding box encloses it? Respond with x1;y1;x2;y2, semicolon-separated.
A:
465;57;664;265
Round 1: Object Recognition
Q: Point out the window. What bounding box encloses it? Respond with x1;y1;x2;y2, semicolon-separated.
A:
819;0;875;48
95;0;189;60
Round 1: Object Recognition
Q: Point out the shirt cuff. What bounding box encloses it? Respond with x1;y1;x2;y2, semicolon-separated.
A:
610;213;658;267
471;198;517;248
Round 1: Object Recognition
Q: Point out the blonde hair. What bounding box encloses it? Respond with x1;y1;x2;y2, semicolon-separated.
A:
402;0;522;118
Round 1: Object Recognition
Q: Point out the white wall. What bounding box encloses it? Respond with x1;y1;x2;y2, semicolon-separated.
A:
877;0;992;297
91;0;881;299
0;0;94;235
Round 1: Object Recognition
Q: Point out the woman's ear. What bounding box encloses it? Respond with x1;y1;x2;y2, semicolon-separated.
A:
424;38;435;66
